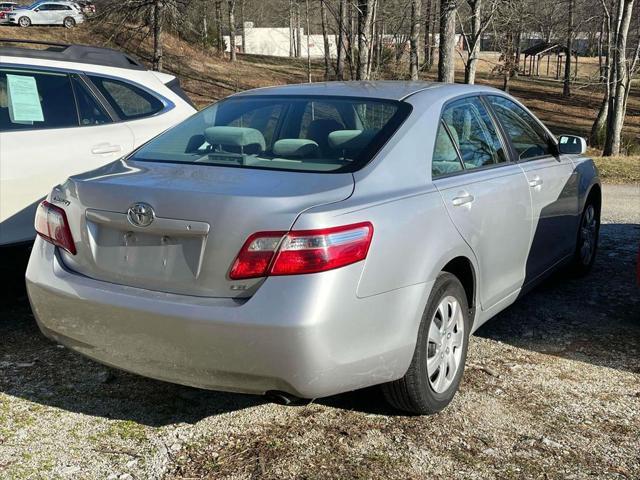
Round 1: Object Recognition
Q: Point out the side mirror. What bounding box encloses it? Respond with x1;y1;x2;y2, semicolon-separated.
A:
34;7;39;11
557;135;587;155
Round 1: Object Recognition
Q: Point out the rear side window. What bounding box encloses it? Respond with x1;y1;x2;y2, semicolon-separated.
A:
441;96;507;170
70;75;111;126
130;95;411;173
432;121;463;178
486;95;551;160
88;75;164;120
0;69;78;131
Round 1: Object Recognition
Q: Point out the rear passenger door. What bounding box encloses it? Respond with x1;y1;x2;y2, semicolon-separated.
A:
0;67;134;245
485;95;578;285
432;96;533;310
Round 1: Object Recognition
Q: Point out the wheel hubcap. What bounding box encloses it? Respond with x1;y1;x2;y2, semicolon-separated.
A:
427;295;464;394
579;204;597;265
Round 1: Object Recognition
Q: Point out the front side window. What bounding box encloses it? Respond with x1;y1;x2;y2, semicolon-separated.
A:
441;96;507;170
486;95;552;161
0;69;78;131
130;95;411;173
88;75;164;120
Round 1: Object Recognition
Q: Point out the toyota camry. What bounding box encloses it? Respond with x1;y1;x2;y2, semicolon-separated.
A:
26;81;601;414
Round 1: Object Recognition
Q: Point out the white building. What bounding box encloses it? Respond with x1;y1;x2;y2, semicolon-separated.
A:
224;24;338;58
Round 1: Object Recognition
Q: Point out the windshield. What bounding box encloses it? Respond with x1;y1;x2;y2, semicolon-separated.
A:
130;95;411;173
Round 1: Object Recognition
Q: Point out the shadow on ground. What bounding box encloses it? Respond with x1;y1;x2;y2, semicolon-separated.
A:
1;224;638;423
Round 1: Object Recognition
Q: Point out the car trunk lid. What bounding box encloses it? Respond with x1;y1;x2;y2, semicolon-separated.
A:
57;159;354;298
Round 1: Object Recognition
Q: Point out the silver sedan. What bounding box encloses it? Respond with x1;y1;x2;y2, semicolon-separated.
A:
26;81;601;414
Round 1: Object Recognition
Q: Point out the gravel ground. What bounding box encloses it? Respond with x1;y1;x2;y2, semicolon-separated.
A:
0;184;638;479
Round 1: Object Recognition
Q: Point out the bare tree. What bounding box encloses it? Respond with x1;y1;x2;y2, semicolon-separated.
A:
240;0;246;53
336;0;347;79
306;0;312;82
410;0;422;79
438;0;458;82
590;0;612;145
356;0;376;80
228;0;237;61
604;0;636;155
152;0;164;70
562;0;574;96
460;0;497;84
320;0;331;79
215;0;224;56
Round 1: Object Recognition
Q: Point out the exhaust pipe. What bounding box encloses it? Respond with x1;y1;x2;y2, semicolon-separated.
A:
265;390;308;406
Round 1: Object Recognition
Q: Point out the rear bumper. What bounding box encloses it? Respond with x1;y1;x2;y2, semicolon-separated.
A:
26;238;430;398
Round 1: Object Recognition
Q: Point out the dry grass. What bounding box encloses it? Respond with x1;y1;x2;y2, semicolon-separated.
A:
592;155;640;184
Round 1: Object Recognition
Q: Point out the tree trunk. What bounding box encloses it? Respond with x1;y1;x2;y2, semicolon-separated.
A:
464;0;482;84
289;0;295;57
202;0;208;48
563;0;574;96
320;0;331;79
215;0;224;57
228;0;236;61
306;0;311;82
152;0;164;71
356;0;375;80
438;0;457;83
336;0;346;79
604;0;635;156
410;0;421;80
240;0;245;53
296;1;302;58
590;0;612;146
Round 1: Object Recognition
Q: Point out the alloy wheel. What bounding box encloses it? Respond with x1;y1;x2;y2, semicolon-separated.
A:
579;204;597;265
427;295;465;394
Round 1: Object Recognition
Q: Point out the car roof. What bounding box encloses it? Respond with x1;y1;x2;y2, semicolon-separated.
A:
0;40;146;70
231;80;501;101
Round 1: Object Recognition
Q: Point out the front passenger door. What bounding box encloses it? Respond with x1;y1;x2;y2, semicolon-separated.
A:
433;96;533;310
485;95;578;285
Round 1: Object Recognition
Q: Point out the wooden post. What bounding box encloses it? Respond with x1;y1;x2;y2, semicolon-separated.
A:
546;54;550;76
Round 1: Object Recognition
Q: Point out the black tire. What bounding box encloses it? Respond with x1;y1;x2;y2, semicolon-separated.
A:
18;16;30;27
382;272;471;415
63;16;76;28
571;195;600;276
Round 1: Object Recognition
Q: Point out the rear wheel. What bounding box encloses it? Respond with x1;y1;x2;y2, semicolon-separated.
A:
571;197;600;275
18;16;30;27
382;272;470;415
63;16;75;28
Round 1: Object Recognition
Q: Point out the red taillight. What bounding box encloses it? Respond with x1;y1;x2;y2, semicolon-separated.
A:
34;201;76;255
229;222;373;280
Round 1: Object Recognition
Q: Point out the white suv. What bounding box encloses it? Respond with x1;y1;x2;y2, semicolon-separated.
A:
0;40;197;246
8;1;84;28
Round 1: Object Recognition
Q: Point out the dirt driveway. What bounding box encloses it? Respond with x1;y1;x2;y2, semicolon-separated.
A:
1;185;638;480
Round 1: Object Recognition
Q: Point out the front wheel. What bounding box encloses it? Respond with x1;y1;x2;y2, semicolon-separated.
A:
382;272;471;415
18;16;31;27
571;197;600;275
63;16;76;28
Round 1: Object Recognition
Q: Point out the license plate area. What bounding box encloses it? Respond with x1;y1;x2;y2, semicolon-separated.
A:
85;209;210;282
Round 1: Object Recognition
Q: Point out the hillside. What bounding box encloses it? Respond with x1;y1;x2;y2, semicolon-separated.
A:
1;24;639;146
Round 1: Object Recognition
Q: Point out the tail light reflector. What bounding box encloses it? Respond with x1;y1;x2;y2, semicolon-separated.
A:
34;201;76;255
229;222;373;280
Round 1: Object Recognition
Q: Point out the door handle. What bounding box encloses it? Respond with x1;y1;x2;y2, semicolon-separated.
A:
91;144;122;155
452;194;475;207
528;177;543;188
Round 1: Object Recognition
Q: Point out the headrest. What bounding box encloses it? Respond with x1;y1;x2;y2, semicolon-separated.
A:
273;139;319;158
204;126;266;151
328;130;376;151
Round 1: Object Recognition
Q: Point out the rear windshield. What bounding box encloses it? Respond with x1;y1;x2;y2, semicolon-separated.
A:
130;95;411;173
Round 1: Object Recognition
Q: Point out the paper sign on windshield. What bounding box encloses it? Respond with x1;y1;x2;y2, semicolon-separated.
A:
7;74;44;123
